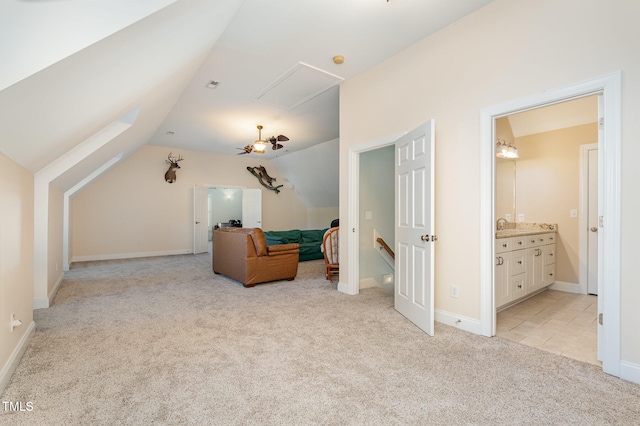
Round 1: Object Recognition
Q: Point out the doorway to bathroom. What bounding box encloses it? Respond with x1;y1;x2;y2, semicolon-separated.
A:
479;72;622;377
494;95;599;364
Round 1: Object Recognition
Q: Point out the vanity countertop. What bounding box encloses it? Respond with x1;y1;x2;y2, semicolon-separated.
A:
495;223;557;239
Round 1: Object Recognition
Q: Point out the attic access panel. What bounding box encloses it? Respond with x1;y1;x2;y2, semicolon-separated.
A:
253;62;343;110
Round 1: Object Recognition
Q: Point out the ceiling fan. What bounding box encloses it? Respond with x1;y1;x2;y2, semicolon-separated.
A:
237;125;289;154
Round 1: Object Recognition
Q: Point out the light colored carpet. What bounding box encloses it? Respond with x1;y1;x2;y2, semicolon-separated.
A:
1;254;639;425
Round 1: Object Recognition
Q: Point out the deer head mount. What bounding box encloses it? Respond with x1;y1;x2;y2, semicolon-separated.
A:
164;152;184;183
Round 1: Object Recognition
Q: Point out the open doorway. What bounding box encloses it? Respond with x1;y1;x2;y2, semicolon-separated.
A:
493;95;599;364
480;72;622;378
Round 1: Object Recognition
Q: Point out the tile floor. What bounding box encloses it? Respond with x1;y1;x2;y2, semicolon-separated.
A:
497;289;600;366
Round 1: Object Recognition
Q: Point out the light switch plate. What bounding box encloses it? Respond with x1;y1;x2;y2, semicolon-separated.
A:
570;209;578;218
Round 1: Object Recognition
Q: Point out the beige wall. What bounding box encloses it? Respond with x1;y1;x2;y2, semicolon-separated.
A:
71;145;309;260
307;207;339;230
0;151;34;388
340;0;640;366
514;124;597;284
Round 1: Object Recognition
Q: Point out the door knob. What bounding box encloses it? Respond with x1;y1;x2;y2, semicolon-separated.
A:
421;235;430;241
590;227;598;232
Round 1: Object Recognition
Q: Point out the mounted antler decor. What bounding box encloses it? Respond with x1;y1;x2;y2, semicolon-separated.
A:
247;165;283;194
164;152;184;183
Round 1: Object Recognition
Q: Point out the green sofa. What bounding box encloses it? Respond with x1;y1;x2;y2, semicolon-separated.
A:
263;228;328;261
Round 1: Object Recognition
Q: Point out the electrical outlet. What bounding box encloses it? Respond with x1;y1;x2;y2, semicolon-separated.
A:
570;209;578;218
505;213;512;221
518;213;525;222
450;285;459;298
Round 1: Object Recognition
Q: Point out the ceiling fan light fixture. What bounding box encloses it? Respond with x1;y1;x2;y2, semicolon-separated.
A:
253;125;266;153
253;140;266;153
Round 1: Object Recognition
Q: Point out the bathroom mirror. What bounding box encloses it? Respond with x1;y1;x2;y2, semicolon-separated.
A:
496;157;516;224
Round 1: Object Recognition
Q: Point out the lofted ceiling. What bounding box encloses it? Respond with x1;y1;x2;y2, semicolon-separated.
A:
0;0;497;198
146;0;496;159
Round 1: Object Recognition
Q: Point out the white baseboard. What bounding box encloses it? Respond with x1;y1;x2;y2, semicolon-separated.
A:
549;281;584;294
620;360;640;385
0;321;35;396
49;271;64;302
71;248;193;264
359;277;380;289
337;280;356;295
33;298;49;310
435;309;482;335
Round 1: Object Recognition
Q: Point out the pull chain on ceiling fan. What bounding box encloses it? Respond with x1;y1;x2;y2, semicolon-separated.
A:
237;125;289;155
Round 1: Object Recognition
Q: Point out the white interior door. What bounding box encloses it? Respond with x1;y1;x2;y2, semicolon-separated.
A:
394;120;435;336
193;185;209;254
242;188;262;228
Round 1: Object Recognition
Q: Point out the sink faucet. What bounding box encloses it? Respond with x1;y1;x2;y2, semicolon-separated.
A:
496;218;507;231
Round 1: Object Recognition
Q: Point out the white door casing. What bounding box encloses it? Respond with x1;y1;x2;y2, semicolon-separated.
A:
587;147;599;295
193;185;209;254
242;188;262;228
394;120;435;336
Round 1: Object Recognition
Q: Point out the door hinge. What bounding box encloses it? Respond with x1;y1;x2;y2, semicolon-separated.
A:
599;313;603;325
599;117;604;130
599;216;604;228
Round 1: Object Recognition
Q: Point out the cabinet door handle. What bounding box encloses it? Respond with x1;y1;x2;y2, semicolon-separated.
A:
517;284;522;289
517;260;522;265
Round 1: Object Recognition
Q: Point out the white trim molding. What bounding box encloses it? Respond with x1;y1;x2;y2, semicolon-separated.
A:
620;361;640;385
345;132;404;296
480;71;622;378
549;281;583;294
0;321;35;395
71;248;193;264
435;310;482;335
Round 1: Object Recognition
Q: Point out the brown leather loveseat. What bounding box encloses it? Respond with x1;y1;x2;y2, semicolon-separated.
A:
212;227;300;287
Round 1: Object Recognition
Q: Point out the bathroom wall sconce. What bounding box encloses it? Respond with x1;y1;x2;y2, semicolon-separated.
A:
496;139;519;159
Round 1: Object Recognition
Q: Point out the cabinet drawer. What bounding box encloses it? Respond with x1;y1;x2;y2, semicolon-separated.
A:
525;234;547;248
545;245;556;265
496;238;512;253
511;249;526;275
544;264;555;286
511;237;526;250
511;273;526;300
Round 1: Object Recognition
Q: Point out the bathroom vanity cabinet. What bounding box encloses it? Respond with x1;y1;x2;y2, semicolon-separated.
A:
495;232;556;310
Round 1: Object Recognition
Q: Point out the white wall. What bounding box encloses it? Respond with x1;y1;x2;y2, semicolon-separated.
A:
340;0;640;370
48;185;64;298
71;145;309;261
0;152;34;394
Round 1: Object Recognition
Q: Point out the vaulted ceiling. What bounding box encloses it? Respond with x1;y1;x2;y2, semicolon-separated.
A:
0;0;496;200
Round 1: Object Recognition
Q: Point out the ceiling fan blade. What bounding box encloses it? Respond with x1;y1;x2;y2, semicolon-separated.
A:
276;135;289;142
272;143;284;150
